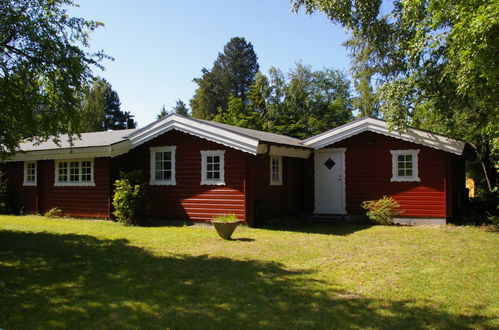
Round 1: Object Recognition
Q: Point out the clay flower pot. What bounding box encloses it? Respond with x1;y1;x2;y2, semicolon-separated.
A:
212;221;239;240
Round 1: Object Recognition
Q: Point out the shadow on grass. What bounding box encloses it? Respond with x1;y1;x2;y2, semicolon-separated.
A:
0;230;492;329
262;222;373;236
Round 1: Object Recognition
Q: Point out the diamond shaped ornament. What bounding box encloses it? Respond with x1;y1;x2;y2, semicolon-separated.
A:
324;158;336;170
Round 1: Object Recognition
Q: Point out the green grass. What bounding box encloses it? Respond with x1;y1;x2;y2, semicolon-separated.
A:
0;215;498;329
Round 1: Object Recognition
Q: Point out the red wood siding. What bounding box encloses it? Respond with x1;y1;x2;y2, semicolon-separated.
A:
120;130;247;222
324;131;449;218
37;158;112;218
246;154;304;223
3;162;37;213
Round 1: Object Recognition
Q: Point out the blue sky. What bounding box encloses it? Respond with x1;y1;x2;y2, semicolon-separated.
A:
70;0;352;127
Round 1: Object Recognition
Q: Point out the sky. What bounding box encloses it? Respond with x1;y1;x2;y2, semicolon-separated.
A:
70;0;352;127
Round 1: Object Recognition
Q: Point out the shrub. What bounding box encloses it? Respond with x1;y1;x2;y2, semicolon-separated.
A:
455;190;498;226
44;207;63;218
361;196;401;225
212;214;239;223
112;171;145;226
0;172;11;214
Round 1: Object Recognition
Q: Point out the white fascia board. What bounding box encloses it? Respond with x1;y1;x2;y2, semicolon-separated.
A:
129;115;260;154
6;140;131;162
269;145;311;159
303;118;465;155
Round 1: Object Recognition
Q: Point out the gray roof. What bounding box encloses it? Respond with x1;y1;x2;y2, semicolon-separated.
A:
195;118;305;148
19;129;136;151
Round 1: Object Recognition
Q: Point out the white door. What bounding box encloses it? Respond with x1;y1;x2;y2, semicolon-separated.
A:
314;148;346;214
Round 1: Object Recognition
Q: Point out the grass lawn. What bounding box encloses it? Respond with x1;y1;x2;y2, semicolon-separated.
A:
0;216;498;329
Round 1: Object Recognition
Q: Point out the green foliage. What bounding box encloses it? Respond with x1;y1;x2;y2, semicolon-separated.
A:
191;37;259;119
172;99;189;116
0;172;11;214
112;171;145;226
81;78;136;131
362;196;401;225
292;0;499;192
44;207;63;218
157;105;169;119
456;191;499;226
213;95;261;130
0;0;108;158
212;214;239;223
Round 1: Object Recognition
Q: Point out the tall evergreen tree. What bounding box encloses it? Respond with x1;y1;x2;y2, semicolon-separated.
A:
172;99;189;116
191;37;259;119
81;78;136;131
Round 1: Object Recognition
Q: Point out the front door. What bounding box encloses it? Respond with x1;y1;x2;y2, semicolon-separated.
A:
314;148;346;214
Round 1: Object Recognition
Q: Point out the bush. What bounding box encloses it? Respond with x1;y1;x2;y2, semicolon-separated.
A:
455;190;498;226
212;214;239;223
0;172;11;214
112;171;145;226
44;207;63;218
361;196;401;225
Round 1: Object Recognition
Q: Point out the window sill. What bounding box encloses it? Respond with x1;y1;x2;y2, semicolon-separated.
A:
54;182;96;187
23;182;37;187
390;177;421;182
200;180;226;186
270;181;283;186
149;180;176;186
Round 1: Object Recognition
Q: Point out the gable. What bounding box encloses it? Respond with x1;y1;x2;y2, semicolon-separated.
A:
303;117;466;155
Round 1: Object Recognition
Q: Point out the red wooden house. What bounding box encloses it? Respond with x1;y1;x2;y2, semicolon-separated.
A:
2;115;469;225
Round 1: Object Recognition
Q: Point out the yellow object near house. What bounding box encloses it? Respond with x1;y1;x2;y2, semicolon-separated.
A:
466;177;475;198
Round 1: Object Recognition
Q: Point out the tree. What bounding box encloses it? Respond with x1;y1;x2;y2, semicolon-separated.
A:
292;0;499;191
80;78;136;131
191;37;259;119
0;0;107;158
264;63;353;139
157;105;169;119
172;99;189;116
214;95;261;130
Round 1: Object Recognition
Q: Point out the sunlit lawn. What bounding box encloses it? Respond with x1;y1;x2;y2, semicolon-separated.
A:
0;215;498;329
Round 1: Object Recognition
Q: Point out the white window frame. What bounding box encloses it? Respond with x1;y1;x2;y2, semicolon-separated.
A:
269;155;283;186
390;149;421;182
200;150;225;185
23;161;37;186
149;146;177;185
54;159;95;187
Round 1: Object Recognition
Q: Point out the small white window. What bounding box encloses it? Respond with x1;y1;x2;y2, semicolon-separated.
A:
23;161;37;186
201;150;225;185
390;149;420;182
55;159;95;186
269;156;283;186
150;146;176;185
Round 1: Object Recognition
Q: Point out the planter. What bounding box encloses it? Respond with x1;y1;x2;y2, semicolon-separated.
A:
212;221;239;240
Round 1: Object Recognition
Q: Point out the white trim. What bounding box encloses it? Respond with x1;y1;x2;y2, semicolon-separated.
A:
23;161;37;186
54;159;95;187
314;148;347;214
6;140;131;162
149;146;177;185
269;156;283;186
200;150;225;185
269;145;311;159
390;149;420;182
303;117;465;155
130;114;260;155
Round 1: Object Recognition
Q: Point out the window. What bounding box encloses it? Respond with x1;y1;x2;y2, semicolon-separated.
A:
390;150;420;182
201;150;225;185
269;156;283;186
55;159;94;186
150;146;176;185
23;161;37;186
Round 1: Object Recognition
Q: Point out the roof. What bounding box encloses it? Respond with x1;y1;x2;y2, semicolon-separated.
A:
7;115;467;161
19;129;135;151
303;117;466;155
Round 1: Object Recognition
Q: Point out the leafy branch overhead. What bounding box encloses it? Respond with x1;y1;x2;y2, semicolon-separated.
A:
0;0;109;158
292;0;499;192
